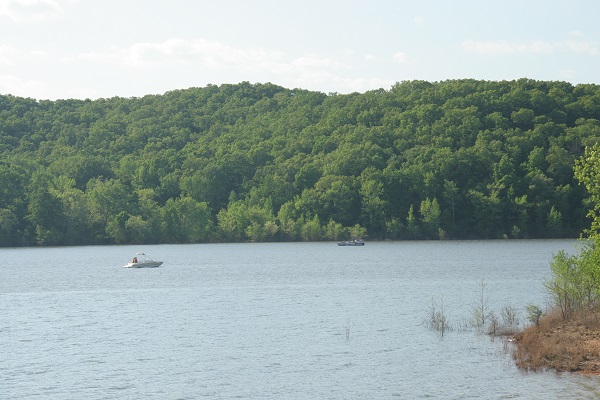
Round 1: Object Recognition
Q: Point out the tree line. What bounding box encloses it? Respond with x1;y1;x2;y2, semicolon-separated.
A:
1;78;599;246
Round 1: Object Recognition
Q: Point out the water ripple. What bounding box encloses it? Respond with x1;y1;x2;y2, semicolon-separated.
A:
1;241;597;399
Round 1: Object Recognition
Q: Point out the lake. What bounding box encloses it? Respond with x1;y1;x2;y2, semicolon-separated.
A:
1;240;599;399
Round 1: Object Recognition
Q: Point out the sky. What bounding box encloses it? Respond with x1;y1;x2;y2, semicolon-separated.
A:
0;0;598;100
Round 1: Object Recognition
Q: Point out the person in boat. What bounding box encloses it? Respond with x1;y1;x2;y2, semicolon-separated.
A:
132;257;138;263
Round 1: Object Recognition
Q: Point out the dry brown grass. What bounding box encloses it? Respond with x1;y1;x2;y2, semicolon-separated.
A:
514;306;600;374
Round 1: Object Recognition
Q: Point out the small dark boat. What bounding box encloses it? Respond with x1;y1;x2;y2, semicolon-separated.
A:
337;238;365;246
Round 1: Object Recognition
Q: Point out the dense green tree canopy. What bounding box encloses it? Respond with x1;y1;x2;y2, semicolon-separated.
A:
0;79;599;246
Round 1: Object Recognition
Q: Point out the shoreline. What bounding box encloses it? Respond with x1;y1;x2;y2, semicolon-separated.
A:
513;307;600;375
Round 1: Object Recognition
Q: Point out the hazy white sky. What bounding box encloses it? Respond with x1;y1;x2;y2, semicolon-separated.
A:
0;0;598;100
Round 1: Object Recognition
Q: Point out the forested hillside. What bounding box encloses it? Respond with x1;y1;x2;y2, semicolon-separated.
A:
1;79;599;246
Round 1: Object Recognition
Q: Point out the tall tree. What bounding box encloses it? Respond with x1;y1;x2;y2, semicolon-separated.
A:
574;144;600;236
26;171;66;245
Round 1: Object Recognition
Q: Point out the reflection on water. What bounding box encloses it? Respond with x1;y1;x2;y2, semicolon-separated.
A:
1;240;598;399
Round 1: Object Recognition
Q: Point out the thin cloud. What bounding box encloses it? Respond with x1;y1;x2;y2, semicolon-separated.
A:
29;49;48;57
291;72;394;94
75;37;354;80
72;37;381;94
560;68;578;80
0;74;45;95
562;40;598;56
77;38;286;70
289;55;347;70
462;40;554;55
392;52;416;64
0;43;15;64
0;0;64;22
0;72;100;100
463;38;598;57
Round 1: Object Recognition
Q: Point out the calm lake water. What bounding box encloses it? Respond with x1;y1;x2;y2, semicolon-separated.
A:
1;240;599;399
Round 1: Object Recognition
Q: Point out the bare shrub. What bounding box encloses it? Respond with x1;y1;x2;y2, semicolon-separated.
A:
425;296;452;337
487;311;499;336
501;304;520;326
473;280;489;332
454;317;472;333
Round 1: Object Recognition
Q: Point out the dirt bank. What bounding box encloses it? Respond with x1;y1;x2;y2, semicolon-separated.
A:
514;308;600;374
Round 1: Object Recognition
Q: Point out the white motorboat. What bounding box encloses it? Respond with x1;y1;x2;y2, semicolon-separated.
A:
123;253;164;268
